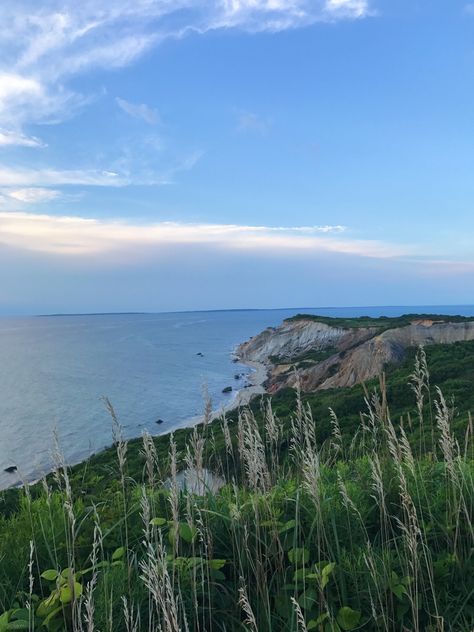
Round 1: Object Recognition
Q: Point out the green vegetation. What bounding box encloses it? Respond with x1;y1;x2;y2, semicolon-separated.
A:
1;342;474;630
284;312;474;332
269;348;338;367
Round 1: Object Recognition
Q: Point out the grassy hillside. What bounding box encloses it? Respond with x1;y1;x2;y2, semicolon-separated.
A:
284;313;474;331
0;342;473;630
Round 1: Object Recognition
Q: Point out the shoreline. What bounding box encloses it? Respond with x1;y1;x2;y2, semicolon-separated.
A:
1;357;268;492
227;359;268;408
163;357;268;434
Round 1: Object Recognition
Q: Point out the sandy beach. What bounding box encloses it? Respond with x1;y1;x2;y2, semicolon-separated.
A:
225;359;268;409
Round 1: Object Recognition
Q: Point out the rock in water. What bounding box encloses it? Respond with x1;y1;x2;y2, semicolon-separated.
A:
222;386;232;393
4;465;17;474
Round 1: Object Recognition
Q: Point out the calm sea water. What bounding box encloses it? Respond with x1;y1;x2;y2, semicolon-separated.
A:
1;305;474;488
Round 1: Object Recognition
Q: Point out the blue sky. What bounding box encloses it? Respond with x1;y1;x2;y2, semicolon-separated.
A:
0;0;473;314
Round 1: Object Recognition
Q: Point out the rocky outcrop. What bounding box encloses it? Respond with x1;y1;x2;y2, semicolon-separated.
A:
237;317;474;393
238;320;379;363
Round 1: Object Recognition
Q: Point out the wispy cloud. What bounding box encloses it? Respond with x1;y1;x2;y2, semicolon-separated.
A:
0;147;202;188
0;167;126;188
324;0;371;19
0;129;45;148
0;1;373;132
0;211;404;259
237;111;271;135
116;97;160;125
0;1;372;195
3;188;61;203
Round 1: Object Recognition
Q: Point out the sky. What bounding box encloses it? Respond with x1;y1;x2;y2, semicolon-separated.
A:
0;0;473;315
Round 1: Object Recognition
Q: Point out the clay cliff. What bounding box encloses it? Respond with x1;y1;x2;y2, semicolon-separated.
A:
237;316;474;393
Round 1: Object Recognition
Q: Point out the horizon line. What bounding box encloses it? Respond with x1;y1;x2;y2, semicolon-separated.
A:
0;303;472;319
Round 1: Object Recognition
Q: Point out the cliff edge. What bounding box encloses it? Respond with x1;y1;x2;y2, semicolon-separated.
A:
237;315;474;393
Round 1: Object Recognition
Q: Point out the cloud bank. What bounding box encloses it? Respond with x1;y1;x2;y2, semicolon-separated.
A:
0;212;404;259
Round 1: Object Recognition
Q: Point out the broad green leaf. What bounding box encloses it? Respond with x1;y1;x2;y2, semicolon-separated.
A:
60;586;72;605
112;547;125;561
179;523;197;543
209;559;226;570
41;606;63;628
336;607;361;631
150;517;167;527
41;569;59;582
391;584;406;600
42;592;60;609
288;547;310;565
308;613;329;630
298;588;317;610
293;568;307;582
6;621;29;630
275;594;291;619
36;595;58;618
60;582;82;604
321;562;336;589
9;610;28;622
0;612;10;632
279;519;296;534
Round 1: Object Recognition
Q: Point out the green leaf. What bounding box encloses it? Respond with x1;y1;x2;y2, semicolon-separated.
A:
208;559;226;570
0;612;10;632
321;562;336;589
308;613;329;630
40;569;59;582
275;594;291;619
59;586;72;605
10;610;29;622
336;607;361;631
41;606;63;628
179;523;197;543
41;592;60;610
391;584;406;600
150;517;167;527
6;621;29;630
59;582;82;604
298;588;317;610
112;547;125;561
293;568;307;582
12;608;30;621
279;519;296;534
288;548;310;566
36;594;59;618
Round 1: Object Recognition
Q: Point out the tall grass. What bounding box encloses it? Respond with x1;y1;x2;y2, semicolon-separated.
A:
0;348;473;631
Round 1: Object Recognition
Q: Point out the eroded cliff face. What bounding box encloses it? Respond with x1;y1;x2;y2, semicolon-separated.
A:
237;318;474;393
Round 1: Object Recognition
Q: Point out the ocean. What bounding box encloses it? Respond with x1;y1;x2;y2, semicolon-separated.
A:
1;305;473;489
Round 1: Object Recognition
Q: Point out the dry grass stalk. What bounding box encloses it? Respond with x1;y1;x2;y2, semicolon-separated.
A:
238;582;259;632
